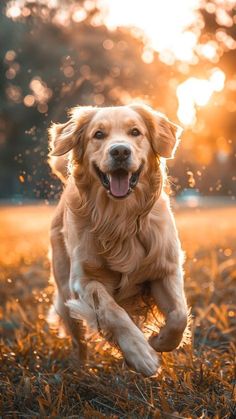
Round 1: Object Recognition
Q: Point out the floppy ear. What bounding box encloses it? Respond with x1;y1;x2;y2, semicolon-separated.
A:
48;106;95;157
49;120;78;156
154;114;182;159
130;104;183;159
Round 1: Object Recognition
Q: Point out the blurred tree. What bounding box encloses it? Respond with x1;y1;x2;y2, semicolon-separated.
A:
0;0;235;200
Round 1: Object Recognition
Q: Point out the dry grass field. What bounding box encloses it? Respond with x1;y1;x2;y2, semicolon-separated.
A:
0;204;235;418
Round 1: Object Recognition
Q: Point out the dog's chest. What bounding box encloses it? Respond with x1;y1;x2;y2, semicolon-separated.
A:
101;233;147;274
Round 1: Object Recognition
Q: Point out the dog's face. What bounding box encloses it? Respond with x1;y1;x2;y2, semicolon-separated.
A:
49;104;182;200
84;107;152;199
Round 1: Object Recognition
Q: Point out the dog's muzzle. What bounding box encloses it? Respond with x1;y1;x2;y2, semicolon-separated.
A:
93;163;143;199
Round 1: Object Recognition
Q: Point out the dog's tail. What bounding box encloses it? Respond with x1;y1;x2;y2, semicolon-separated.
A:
48;154;69;184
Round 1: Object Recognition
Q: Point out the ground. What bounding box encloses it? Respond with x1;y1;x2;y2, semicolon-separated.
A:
0;204;235;418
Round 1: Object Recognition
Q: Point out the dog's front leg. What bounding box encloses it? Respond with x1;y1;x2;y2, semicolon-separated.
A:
68;255;159;376
149;267;188;352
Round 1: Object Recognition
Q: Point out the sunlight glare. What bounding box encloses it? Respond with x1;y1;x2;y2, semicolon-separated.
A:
6;4;21;19
99;0;202;63
177;69;225;125
209;69;225;92
199;41;218;61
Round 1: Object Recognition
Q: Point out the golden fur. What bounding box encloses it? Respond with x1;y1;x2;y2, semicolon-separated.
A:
48;104;189;376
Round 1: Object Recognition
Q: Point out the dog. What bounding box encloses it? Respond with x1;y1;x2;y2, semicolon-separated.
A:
48;104;189;376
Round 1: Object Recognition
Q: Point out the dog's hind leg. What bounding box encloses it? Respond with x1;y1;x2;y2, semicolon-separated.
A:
50;198;87;361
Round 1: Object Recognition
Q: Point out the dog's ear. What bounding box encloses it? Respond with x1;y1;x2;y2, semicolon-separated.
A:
49;120;78;156
49;106;95;157
153;115;182;159
130;104;183;159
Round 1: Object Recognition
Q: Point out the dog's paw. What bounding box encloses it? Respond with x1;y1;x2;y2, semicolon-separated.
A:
149;331;183;352
149;311;189;352
119;334;160;376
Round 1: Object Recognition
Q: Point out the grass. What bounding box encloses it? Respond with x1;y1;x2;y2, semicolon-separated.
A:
0;204;235;418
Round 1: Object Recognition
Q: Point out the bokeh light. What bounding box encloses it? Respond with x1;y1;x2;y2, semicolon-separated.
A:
177;69;225;125
100;0;202;64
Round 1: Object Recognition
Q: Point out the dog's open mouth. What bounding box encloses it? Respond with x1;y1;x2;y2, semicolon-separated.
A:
93;164;143;199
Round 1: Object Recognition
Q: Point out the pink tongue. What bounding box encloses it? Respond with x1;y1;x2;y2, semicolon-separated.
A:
110;171;129;197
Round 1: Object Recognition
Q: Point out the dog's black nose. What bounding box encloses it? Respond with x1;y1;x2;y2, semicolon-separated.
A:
110;144;131;161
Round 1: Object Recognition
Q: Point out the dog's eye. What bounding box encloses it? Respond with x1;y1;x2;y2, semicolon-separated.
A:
130;128;141;137
94;130;105;140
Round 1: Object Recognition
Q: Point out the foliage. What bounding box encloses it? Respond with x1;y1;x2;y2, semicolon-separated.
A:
0;1;236;199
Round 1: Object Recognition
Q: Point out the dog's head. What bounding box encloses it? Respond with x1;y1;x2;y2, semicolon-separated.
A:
49;104;182;200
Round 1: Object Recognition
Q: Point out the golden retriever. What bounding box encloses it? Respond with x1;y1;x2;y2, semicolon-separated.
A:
48;104;189;376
